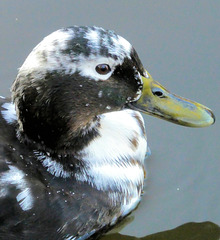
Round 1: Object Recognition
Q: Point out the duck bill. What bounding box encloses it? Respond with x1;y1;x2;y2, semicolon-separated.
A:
130;71;215;127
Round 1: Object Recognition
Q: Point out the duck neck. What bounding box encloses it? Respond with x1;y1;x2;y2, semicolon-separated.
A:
18;113;101;154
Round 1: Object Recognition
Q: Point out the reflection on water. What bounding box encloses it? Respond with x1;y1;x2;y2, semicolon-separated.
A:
101;221;220;240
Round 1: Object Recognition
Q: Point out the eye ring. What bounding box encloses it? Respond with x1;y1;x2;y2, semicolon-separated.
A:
96;64;111;75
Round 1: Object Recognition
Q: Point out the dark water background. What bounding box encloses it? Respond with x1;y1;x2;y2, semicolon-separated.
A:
0;1;219;239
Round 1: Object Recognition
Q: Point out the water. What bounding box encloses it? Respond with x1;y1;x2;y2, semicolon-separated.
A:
0;1;219;239
102;221;220;240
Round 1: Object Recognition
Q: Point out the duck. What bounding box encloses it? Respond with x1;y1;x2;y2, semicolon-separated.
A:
0;26;215;240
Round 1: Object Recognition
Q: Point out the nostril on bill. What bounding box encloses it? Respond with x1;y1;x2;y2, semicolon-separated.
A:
152;88;165;98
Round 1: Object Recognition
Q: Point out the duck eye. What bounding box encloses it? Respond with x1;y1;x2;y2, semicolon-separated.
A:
96;64;111;75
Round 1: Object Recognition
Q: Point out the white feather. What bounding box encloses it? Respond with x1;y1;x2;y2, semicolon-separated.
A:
76;55;119;81
1;102;17;124
85;28;100;50
79;109;147;167
32;109;147;220
17;27;133;83
16;188;33;211
34;151;71;178
0;165;33;211
64;235;76;240
117;35;132;54
120;194;141;217
76;109;147;213
64;230;96;240
18;29;76;77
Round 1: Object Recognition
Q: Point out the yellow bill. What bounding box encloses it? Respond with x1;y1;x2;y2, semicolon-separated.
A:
130;71;215;127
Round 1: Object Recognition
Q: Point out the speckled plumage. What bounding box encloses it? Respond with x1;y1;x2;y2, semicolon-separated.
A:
0;26;148;239
0;24;215;240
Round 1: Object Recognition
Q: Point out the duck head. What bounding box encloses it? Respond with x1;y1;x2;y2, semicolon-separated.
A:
11;26;215;151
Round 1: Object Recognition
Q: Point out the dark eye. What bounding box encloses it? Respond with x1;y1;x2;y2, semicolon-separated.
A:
96;64;111;75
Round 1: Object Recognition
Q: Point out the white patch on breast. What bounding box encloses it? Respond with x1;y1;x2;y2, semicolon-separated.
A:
80;109;147;166
84;164;144;192
1;102;17;124
77;109;147;194
75;109;147;218
0;165;33;211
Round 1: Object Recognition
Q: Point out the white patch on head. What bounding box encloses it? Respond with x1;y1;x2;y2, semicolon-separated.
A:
0;96;5;99
1;102;17;124
17;26;133;83
0;165;33;211
76;55;118;81
85;27;132;58
34;151;71;178
85;29;100;50
113;35;132;55
100;30;132;60
76;109;147;197
75;27;132;81
18;28;76;78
